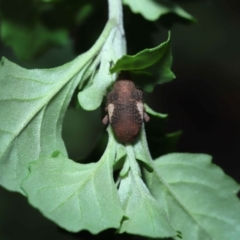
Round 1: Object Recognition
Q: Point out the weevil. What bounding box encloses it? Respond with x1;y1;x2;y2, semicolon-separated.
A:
102;77;150;143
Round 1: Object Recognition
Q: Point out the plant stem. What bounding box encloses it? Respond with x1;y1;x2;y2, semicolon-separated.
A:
126;144;141;177
108;0;126;57
108;0;124;34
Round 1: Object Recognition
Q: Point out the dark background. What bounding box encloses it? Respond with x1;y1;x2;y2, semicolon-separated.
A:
0;0;239;239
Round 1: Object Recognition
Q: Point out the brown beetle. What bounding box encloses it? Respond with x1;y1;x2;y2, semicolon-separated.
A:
102;78;150;143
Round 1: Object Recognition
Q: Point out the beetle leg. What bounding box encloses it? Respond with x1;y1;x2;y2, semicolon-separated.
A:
102;115;109;125
144;112;150;122
143;106;150;122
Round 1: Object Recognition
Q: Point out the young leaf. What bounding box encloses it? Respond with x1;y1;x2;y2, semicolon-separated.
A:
78;60;113;110
144;153;240;240
78;18;126;110
110;33;171;71
0;20;115;194
123;0;196;23
21;133;124;233
118;145;177;238
110;33;175;91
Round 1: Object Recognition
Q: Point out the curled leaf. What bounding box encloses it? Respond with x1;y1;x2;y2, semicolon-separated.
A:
110;32;175;91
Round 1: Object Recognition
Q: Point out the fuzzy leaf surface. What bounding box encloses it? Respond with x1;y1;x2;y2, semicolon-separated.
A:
78;59;113;110
78;18;125;110
118;146;177;238
0;57;82;193
145;153;240;240
123;0;196;23
22;136;124;233
0;21;114;193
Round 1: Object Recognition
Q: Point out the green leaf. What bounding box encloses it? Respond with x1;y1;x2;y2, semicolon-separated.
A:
110;33;171;71
78;60;113;110
0;20;115;194
78;18;125;110
118;171;177;238
144;153;240;240
110;32;175;91
0;19;68;60
123;0;196;23
118;145;177;238
0;56;88;193
75;4;94;25
21;134;124;233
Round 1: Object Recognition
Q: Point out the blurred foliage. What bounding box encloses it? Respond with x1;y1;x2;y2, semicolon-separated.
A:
145;105;182;159
0;0;97;60
123;0;196;23
1;19;68;60
0;0;194;60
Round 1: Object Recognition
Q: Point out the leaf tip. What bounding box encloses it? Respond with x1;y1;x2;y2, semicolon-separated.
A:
176;230;183;239
109;66;116;74
51;150;61;158
167;31;171;40
0;57;7;66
